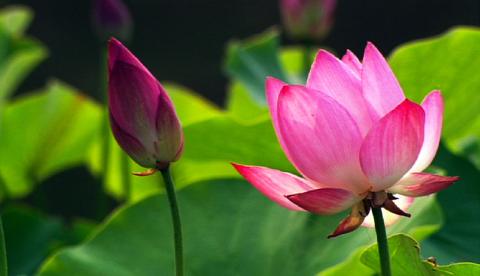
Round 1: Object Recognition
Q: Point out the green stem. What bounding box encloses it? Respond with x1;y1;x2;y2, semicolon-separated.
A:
0;214;7;276
302;45;312;79
120;153;131;201
160;166;183;276
372;207;391;276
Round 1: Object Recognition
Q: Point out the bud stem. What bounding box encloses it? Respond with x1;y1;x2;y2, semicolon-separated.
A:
372;207;391;276
0;213;8;276
159;166;184;276
302;44;313;79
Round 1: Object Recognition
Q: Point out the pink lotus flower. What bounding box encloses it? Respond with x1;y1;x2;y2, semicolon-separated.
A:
108;38;183;170
280;0;337;41
232;42;459;237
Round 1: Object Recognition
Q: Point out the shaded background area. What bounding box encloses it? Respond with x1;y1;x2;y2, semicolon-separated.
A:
3;0;480;105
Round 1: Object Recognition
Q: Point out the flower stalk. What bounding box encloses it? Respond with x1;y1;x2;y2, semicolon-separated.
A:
372;207;391;276
0;214;7;276
159;166;183;276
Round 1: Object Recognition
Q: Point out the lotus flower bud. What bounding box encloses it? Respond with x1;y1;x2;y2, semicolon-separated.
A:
108;38;183;169
280;0;337;41
93;0;133;41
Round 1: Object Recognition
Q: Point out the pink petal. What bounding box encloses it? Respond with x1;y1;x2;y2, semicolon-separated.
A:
232;163;315;211
360;100;425;191
388;173;459;197
155;90;184;163
286;188;360;215
108;38;152;77
409;91;444;173
277;85;369;193
362;195;414;227
362;42;405;117
108;39;159;144
307;50;376;136
341;50;362;76
110;113;155;167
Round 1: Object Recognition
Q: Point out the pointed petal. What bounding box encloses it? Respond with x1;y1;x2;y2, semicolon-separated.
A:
360;100;425;191
108;38;152;75
232;163;315;211
286;188;360;215
341;50;362;76
155;90;184;162
307;50;376;136
108;41;160;145
266;77;286;130
110;114;155;167
362;42;405;117
389;173;459;197
328;201;369;238
277;85;369;193
409;91;444;173
362;196;414;227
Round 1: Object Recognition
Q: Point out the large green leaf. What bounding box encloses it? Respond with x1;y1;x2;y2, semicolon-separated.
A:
421;145;480;263
225;29;287;104
389;27;480;168
389;27;480;262
38;179;441;276
3;205;96;275
0;81;102;199
225;81;267;122
361;234;480;276
3;205;63;275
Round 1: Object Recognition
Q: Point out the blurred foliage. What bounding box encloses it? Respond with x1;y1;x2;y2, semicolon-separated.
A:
390;27;480;169
0;5;47;102
37;180;440;275
0;81;102;200
225;29;287;104
0;4;477;275
3;205;95;275
422;145;480;263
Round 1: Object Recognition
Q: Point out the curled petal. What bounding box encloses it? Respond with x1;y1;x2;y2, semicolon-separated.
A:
307;50;376;135
409;91;444;173
328;201;369;238
389;173;459;197
362;196;414;228
362;42;405;117
360;100;425;191
286;188;361;215
132;168;157;176
277;85;369;193
232;163;315;211
341;50;362;76
383;199;411;217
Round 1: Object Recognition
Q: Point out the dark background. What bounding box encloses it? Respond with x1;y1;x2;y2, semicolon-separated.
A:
3;0;480;105
0;0;478;220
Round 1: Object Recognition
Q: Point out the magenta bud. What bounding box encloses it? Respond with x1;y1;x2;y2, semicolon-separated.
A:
280;0;337;41
93;0;133;41
108;38;184;169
